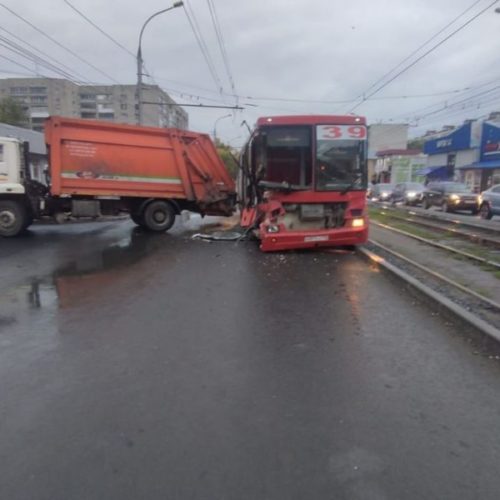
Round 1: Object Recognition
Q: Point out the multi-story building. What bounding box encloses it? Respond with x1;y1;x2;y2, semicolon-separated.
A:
0;78;188;132
0;78;79;131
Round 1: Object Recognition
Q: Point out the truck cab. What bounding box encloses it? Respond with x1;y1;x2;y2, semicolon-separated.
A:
0;137;26;194
0;137;36;236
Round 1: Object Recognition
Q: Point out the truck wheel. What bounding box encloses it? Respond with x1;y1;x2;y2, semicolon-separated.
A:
0;200;27;237
423;198;431;209
130;212;145;226
143;200;176;232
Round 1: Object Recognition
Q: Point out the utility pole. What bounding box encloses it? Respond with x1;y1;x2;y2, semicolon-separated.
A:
136;1;183;125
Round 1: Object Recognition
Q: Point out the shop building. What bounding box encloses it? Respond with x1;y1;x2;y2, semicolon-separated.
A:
420;120;482;184
374;149;426;184
459;120;500;191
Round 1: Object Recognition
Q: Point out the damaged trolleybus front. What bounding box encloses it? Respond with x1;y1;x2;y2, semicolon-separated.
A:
239;115;369;251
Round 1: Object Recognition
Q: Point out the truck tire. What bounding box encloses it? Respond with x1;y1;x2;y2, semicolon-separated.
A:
423;198;431;209
0;200;28;237
143;200;176;232
130;212;145;226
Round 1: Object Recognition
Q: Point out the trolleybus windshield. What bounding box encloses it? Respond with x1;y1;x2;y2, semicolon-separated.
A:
315;125;367;191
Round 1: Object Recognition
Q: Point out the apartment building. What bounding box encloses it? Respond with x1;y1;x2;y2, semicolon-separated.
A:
0;78;188;131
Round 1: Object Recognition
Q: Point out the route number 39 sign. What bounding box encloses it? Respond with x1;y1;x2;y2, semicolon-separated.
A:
317;125;367;141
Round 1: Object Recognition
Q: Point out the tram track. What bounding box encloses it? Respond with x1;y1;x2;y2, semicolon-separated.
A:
370;220;500;270
359;239;500;341
374;208;500;249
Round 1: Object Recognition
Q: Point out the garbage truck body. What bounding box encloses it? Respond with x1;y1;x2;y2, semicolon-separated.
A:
0;116;235;237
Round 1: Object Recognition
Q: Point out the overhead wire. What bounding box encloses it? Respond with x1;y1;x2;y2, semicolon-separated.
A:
388;75;500;126
347;0;500;113
61;0;176;109
0;3;120;83
351;0;484;104
0;25;90;82
0;35;82;81
0;53;42;75
63;0;136;58
182;0;225;94
206;0;237;103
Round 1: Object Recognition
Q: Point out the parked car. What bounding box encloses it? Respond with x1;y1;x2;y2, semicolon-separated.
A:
422;182;480;214
369;183;394;202
390;182;425;206
479;184;500;219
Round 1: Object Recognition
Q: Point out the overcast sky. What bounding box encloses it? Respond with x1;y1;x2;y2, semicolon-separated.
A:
1;0;500;145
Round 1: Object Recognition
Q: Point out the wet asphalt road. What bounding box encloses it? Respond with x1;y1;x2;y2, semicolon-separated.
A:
2;218;500;500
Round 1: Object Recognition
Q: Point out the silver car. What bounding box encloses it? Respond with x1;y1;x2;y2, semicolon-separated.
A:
479;184;500;220
391;182;425;206
369;184;394;202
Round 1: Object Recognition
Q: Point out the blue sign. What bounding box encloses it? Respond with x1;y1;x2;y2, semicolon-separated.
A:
424;122;472;155
480;122;500;162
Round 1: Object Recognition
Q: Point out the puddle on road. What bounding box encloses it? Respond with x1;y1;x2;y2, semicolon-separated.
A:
0;227;168;319
0;226;175;361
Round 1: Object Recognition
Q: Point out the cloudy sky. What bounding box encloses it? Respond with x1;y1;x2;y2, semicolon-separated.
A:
1;0;500;145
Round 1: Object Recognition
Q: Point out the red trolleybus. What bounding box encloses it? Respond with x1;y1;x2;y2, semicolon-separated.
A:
239;115;369;252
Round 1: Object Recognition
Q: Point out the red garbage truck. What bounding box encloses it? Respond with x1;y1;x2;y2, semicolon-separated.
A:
0;116;236;237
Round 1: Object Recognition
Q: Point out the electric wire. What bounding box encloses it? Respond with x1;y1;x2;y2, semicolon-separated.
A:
352;0;484;103
0;25;90;82
347;0;499;113
206;0;237;103
0;53;43;75
0;3;120;83
63;0;136;58
182;0;225;94
0;36;81;81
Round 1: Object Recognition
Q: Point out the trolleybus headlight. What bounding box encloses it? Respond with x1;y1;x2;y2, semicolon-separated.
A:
351;218;365;228
267;224;280;233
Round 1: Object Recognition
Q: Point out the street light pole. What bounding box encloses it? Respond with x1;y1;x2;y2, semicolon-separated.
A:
213;113;232;142
136;1;183;125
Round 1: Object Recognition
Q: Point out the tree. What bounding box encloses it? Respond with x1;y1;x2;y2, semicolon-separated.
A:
0;97;29;127
215;139;239;179
407;137;425;150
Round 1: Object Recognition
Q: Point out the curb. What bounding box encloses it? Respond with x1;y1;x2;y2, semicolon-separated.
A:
357;246;500;343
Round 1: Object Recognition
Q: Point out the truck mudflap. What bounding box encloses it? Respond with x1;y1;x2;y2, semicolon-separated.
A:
258;223;368;252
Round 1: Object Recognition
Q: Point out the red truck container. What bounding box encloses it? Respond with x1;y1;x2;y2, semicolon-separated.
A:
0;116;236;237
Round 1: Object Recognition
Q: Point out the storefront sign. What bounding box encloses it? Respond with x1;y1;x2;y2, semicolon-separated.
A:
480;122;500;162
424;122;472;155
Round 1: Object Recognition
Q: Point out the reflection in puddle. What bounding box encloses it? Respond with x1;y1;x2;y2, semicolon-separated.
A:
54;228;165;279
27;280;58;309
51;228;168;308
1;228;167;315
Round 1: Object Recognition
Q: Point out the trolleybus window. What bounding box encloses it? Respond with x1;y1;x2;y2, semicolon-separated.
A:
315;125;367;191
261;126;312;187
